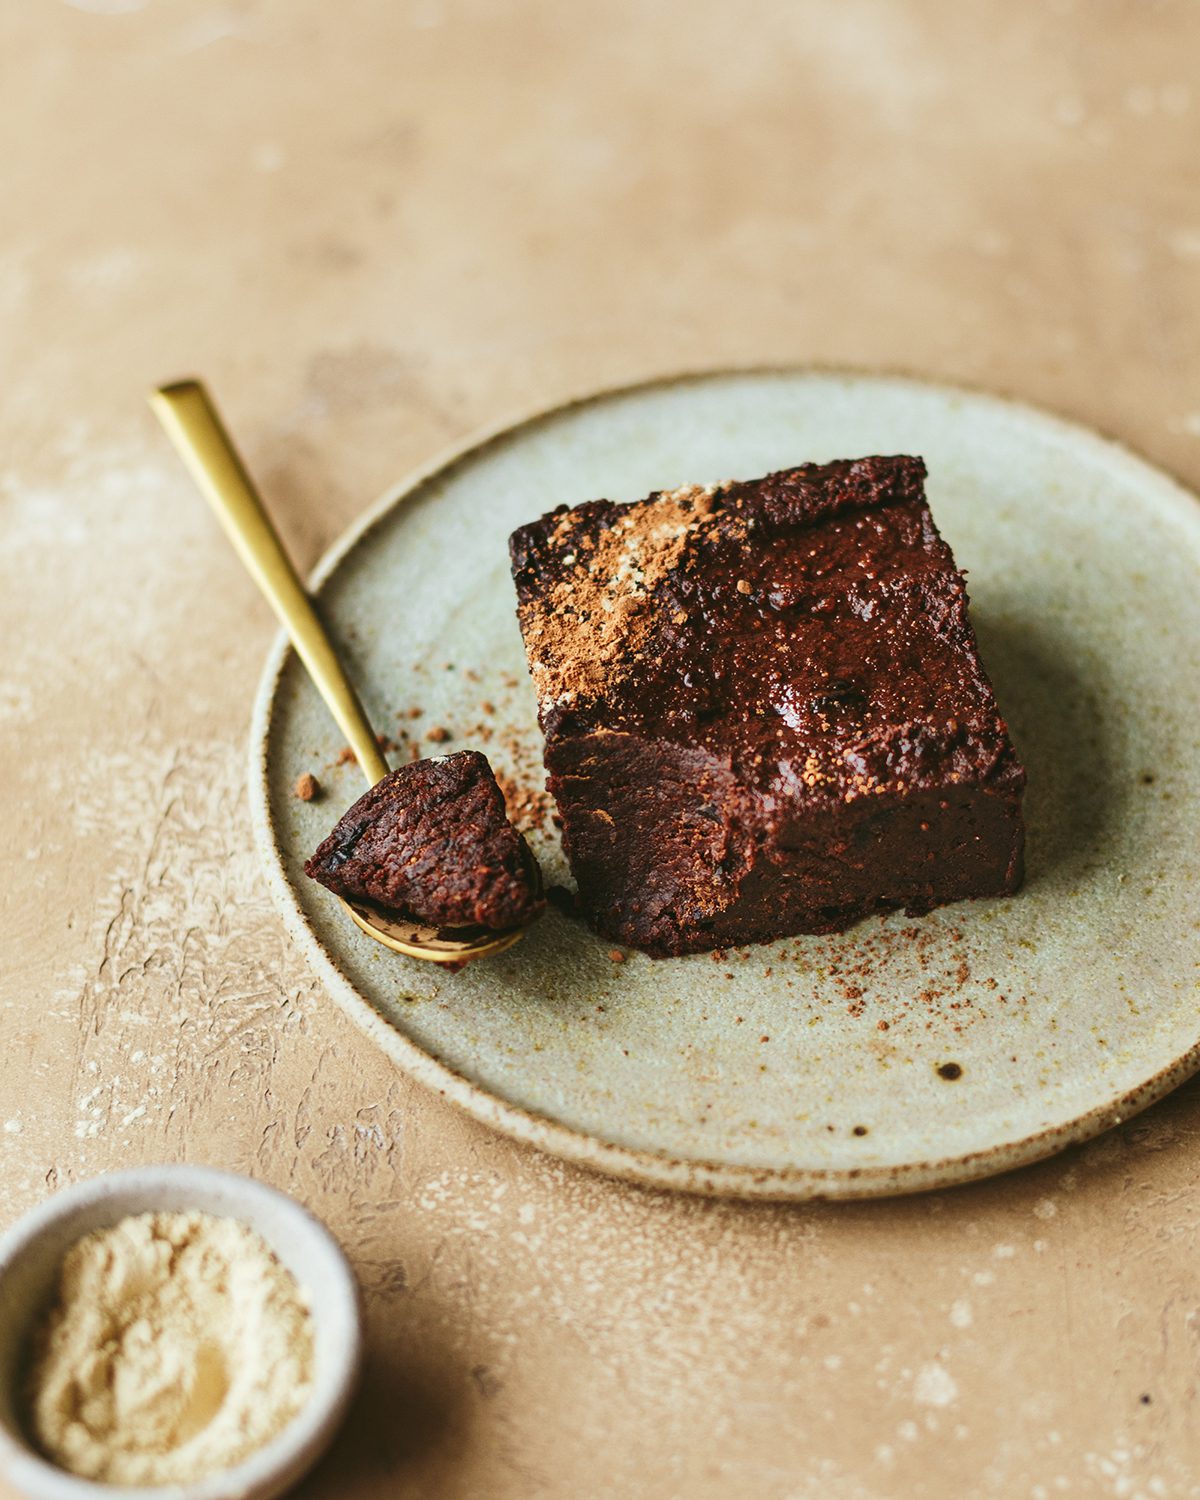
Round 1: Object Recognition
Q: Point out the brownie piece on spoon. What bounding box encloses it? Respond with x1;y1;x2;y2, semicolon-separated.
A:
305;750;543;931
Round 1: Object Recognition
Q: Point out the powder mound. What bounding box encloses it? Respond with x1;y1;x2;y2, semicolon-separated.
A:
26;1210;314;1486
304;749;544;930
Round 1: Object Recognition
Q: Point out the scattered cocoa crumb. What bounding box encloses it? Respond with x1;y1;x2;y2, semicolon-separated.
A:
608;949;625;963
407;706;424;719
480;701;496;715
426;726;451;743
463;668;481;682
294;772;320;801
335;746;357;766
759;1034;770;1043
494;772;554;833
877;1020;889;1031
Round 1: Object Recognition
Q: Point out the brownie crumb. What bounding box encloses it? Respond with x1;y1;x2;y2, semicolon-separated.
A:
335;746;357;766
294;772;320;802
426;726;451;743
608;949;626;963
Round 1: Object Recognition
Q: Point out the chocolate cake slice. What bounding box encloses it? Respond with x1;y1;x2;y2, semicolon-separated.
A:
305;750;543;931
509;456;1025;957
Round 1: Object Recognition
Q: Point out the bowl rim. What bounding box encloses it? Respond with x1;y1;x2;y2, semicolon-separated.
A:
0;1165;363;1500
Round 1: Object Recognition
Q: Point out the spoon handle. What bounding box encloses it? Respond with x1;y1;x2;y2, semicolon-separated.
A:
150;378;390;788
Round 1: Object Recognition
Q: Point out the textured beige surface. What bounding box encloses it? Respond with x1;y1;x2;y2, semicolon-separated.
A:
3;2;1200;1495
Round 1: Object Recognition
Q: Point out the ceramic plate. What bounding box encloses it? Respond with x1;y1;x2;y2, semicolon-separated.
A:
250;370;1200;1199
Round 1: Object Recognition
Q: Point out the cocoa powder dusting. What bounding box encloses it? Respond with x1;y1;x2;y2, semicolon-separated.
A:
803;920;988;1033
519;483;725;710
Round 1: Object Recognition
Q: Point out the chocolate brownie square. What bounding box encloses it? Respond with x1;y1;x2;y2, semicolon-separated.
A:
509;457;1025;957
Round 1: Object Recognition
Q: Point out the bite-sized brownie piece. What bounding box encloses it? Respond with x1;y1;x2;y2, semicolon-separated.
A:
304;750;543;931
509;456;1025;957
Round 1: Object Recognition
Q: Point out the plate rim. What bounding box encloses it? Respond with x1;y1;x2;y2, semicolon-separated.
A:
247;362;1200;1200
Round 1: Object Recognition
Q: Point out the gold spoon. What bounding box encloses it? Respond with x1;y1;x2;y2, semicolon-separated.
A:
150;378;538;963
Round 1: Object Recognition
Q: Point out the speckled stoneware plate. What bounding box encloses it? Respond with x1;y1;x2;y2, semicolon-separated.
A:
250;369;1200;1199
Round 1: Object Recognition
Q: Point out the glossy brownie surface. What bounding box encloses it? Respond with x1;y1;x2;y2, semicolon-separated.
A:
510;456;1025;957
305;750;543;931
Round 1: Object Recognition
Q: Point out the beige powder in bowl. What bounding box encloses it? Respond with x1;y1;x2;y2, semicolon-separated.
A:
25;1210;315;1486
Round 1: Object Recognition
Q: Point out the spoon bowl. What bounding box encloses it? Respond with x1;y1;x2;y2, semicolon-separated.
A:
150;378;542;964
340;844;543;961
341;898;527;962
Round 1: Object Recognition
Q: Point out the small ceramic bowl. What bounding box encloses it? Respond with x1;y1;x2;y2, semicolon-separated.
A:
0;1166;363;1500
